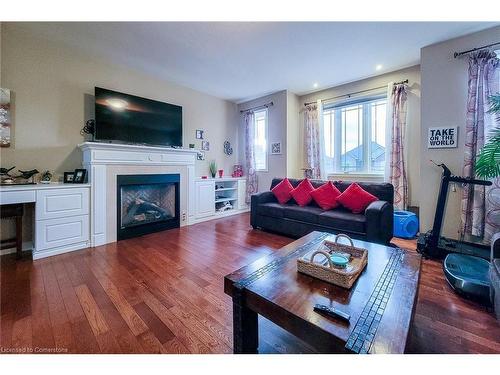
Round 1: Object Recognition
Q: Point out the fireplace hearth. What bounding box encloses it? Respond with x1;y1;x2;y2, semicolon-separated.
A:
117;174;180;240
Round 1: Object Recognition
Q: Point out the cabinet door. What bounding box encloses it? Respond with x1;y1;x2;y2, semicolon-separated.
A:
195;181;215;218
35;215;89;251
36;187;89;220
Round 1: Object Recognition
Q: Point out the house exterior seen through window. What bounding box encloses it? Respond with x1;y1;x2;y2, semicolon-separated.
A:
323;96;387;175
254;109;268;171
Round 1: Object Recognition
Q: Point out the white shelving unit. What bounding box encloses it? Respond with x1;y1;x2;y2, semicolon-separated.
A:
193;177;248;223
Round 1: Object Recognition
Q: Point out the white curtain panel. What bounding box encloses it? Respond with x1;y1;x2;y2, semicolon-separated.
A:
244;111;258;203
385;82;409;210
304;103;322;179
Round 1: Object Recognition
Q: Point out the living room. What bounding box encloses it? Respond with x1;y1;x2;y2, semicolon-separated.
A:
0;1;499;372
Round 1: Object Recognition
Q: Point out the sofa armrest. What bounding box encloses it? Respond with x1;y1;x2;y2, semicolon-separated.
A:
250;191;276;228
365;200;393;245
491;232;500;261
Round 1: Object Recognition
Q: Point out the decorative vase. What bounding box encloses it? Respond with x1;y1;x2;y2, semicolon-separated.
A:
218;169;223;178
211;172;216;178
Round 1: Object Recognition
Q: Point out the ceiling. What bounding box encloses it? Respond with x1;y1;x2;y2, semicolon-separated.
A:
14;22;498;103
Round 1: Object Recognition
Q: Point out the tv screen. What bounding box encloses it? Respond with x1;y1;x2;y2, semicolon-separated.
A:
94;87;182;147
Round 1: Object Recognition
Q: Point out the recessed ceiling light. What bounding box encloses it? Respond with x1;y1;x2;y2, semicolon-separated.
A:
375;64;383;71
313;83;319;88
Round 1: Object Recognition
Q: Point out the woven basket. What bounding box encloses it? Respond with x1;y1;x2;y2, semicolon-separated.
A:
297;234;368;289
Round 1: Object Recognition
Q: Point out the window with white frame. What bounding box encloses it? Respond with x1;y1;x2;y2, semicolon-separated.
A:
322;96;387;175
254;109;268;171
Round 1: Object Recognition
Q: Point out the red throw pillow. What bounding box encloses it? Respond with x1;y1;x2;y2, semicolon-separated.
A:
271;178;294;204
310;181;342;210
337;183;378;214
290;179;315;207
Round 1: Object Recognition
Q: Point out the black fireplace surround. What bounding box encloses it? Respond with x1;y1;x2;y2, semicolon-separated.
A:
117;174;180;240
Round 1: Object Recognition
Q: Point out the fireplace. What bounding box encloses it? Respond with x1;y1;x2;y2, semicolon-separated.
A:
117;174;180;240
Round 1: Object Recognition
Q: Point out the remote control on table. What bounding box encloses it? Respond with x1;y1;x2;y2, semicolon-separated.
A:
314;304;350;322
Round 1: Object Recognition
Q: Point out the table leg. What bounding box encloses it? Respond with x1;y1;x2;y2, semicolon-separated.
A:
16;215;22;259
232;290;258;354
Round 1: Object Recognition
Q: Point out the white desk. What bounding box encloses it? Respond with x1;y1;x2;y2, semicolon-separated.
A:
0;183;91;259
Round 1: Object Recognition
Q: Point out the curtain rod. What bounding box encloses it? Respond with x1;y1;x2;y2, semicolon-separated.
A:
454;41;500;58
304;79;408;107
239;101;274;113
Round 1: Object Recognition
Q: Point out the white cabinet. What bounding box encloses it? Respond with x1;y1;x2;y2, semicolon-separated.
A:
195;180;215;218
36;187;89;220
192;177;249;223
35;215;89;251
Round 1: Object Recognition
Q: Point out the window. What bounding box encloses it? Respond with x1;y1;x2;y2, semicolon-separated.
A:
254;109;268;171
323;96;387;175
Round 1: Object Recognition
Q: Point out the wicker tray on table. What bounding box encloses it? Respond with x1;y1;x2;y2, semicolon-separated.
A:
297;234;368;288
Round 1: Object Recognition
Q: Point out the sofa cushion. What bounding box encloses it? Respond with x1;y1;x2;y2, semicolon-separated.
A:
318;209;366;233
271;178;294;204
283;205;323;223
337;183;378;214
257;202;286;219
290;178;315;206
310;181;342;210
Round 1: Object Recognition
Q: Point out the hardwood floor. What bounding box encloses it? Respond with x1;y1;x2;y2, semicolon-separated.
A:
1;213;499;354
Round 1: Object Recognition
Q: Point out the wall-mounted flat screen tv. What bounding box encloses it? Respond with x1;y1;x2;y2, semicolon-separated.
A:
94;87;182;147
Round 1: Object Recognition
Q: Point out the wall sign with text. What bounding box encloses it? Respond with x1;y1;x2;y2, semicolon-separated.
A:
427;126;458;148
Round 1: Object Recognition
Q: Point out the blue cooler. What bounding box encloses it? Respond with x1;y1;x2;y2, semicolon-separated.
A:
393;210;419;239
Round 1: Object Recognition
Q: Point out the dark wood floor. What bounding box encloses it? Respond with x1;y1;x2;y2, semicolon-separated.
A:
1;213;499;354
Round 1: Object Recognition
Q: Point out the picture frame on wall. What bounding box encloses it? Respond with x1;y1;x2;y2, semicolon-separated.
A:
201;140;210;151
195;129;204;139
73;169;87;183
197;151;205;161
271;142;282;155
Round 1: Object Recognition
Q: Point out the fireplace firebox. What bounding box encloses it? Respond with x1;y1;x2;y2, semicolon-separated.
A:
117;174;180;240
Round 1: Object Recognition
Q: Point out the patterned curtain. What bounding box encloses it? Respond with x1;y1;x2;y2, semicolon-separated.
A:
461;50;499;241
387;83;409;210
244;111;258;203
304;104;322;179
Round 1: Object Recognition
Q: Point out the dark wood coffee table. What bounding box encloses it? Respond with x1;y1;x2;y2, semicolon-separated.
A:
224;231;421;354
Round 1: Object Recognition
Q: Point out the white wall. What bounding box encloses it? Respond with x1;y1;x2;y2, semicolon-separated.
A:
0;23;239;180
298;65;421;207
238;90;288;191
420;25;500;238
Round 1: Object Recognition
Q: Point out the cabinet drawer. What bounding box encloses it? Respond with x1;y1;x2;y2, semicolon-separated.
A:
35;215;89;251
36;188;89;220
0;190;36;205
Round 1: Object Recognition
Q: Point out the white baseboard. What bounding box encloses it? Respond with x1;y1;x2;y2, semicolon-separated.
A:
0;241;33;256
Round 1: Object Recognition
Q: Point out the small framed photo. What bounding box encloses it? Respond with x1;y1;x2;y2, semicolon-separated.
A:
201;140;210;151
63;172;74;183
195;129;204;139
197;151;205;161
271;142;282;155
73;169;87;183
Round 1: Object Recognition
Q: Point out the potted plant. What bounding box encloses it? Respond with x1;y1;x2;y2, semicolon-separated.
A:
475;94;500;179
209;160;217;178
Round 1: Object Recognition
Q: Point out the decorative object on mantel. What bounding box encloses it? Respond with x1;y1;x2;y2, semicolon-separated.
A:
197;151;205;161
80;119;95;137
271;141;282;155
189;143;195;149
63;171;75;183
201;140;210;151
73;169;87;183
297;234;368;289
223;140;233;156
218;169;224;178
232;164;243;178
0;166;16;184
0;88;12;148
195;129;204;139
301;168;313;179
209;160;217;178
40;170;53;184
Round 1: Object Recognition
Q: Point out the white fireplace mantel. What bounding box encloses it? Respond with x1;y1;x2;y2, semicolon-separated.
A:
79;142;199;247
